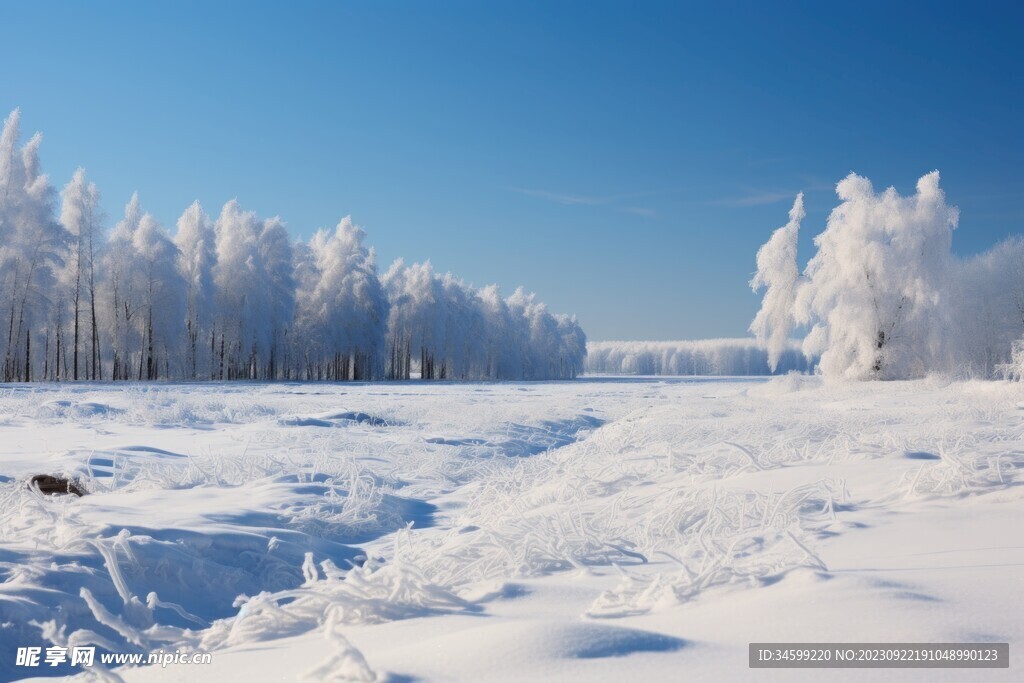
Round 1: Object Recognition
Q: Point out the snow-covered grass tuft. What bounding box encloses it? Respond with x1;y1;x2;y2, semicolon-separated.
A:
201;530;476;650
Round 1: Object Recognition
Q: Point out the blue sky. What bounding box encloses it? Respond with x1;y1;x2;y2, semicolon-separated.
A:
1;1;1021;340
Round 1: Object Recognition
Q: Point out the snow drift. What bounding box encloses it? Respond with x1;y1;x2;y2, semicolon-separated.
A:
3;379;1022;680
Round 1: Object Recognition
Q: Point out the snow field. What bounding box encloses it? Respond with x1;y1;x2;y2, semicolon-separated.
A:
1;376;1022;681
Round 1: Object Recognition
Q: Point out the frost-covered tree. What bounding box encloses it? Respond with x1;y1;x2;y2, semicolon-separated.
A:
797;172;957;379
213;200;263;378
174;201;216;378
952;237;1024;376
556;313;588;378
100;195;186;380
382;260;586;380
103;193;144;379
259;217;296;378
478;284;512;378
999;336;1024;381
212;200;294;379
507;288;567;380
752;171;960;380
60;168;104;380
749;193;803;372
383;262;479;380
294;217;388;380
131;214;186;379
436;273;483;379
383;259;441;379
0;109;67;381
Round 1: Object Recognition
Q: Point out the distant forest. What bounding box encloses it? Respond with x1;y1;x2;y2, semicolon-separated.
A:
586;339;812;376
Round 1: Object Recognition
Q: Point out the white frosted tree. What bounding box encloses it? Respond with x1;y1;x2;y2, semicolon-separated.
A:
797;172;957;379
131;213;186;379
749;193;803;372
753;171;960;380
213;200;261;378
505;287;537;378
952;237;1024;376
519;294;586;381
174;201;216;378
382;260;586;381
59;168;104;380
99;196;186;380
0;109;67;381
442;274;490;379
556;313;587;378
382;259;411;379
383;259;442;379
999;336;1024;381
212;201;294;379
294;217;388;380
258;217;296;378
292;240;318;376
103;193;144;379
478;284;512;378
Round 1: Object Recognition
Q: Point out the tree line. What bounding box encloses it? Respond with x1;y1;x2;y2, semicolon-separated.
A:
0;110;586;382
585;339;813;376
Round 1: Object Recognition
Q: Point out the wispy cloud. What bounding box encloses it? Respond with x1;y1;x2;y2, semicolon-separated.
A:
510;186;657;217
711;181;834;208
744;156;790;168
510;187;606;206
620;206;657;217
711;190;800;207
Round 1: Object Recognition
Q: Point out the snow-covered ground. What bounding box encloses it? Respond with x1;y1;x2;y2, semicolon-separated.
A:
1;376;1022;681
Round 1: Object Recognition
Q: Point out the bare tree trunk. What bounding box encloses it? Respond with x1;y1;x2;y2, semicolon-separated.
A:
5;294;17;381
55;323;61;381
146;305;154;380
87;218;99;380
73;269;81;380
90;292;100;380
404;338;411;379
187;318;197;379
